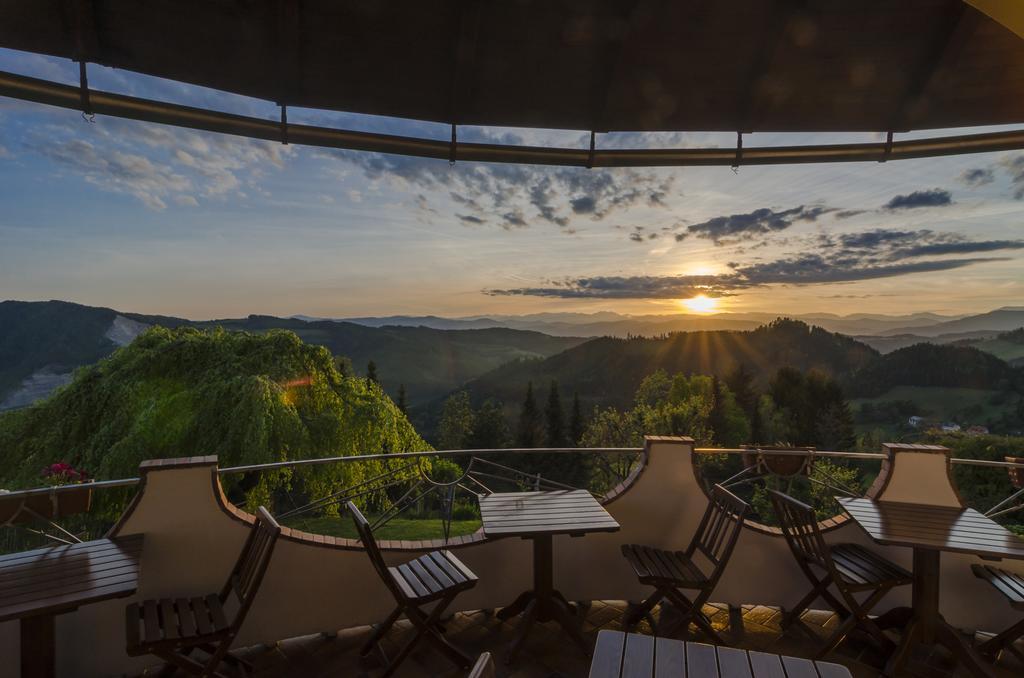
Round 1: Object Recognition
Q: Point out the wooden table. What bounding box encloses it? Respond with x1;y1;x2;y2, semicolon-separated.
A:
838;497;1024;678
0;534;144;678
479;490;619;662
589;630;853;678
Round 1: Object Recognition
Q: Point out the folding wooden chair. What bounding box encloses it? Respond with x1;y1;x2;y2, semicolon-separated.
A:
348;501;478;678
769;490;911;658
971;564;1024;662
126;506;281;677
621;484;749;643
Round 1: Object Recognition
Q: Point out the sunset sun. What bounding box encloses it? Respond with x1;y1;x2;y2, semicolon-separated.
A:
681;294;719;314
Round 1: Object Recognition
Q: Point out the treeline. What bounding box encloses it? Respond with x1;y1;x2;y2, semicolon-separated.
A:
436;364;856;453
849;343;1022;397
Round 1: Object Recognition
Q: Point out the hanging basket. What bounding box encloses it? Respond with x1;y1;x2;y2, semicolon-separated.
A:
741;447;816;477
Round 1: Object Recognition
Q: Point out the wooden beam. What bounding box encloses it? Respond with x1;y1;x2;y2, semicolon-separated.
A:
966;0;1024;39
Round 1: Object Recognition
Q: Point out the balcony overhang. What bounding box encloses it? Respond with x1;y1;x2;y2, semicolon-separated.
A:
2;1;1024;166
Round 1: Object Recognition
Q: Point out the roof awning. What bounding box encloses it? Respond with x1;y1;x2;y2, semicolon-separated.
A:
2;0;1024;167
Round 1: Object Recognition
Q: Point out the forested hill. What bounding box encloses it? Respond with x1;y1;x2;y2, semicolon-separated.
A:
847;343;1023;397
435;319;878;417
0;327;427;489
0;301;585;409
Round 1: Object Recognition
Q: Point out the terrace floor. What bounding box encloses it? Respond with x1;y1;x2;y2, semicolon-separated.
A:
139;601;1024;677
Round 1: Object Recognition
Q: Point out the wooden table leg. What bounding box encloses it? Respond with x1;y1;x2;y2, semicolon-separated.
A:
504;534;591;663
885;549;996;678
21;613;56;678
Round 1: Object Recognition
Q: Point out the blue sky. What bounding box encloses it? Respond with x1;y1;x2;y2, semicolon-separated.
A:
1;47;1022;320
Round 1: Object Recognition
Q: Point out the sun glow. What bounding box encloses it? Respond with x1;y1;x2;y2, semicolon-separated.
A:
680;294;719;314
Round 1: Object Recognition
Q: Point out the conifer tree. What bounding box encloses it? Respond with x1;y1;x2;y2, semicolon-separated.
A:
545;380;566;448
569;392;585;447
517;382;543;448
366;360;378;384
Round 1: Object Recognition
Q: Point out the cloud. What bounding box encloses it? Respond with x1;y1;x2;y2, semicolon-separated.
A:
680;205;833;243
835;209;866;219
34;138;191;210
1002;154;1024;199
489;229;1023;299
883;188;952;210
316;132;675;229
22;117;292;209
0;144;10;159
458;214;485;225
959;168;994;188
487;274;746;299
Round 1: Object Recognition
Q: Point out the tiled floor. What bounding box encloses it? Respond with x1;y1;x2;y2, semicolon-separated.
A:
144;601;1024;677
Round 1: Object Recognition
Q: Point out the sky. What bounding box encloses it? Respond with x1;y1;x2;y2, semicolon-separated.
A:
0;47;1022;320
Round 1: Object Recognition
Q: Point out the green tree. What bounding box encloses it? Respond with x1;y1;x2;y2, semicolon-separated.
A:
545;380;567;447
467;399;510;449
366;360;378;384
517;382;543;448
334;355;353;378
396;383;407;415
569;392;585;446
438;391;474;451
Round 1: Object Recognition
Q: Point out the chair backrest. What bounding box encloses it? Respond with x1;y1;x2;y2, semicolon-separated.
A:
686;484;749;582
220;506;281;630
768;490;831;572
347;501;403;601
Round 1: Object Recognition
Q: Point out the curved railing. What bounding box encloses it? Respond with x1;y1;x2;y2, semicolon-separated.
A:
3;445;1023;555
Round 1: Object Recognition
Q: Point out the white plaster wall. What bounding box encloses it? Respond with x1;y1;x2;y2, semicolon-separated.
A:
1;438;1023;677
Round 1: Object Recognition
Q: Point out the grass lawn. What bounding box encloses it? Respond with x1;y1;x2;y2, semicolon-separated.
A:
281;515;482;541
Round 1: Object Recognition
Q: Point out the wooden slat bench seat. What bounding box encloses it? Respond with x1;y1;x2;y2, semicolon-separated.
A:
972;564;1024;661
589;630;853;678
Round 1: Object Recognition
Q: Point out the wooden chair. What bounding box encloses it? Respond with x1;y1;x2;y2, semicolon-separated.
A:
348;501;478;678
971;564;1024;662
126;506;281;677
768;490;911;658
621;484;749;643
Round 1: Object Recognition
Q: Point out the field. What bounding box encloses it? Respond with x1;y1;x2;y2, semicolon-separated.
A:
972;338;1024;363
851;385;1018;434
281;515;482;541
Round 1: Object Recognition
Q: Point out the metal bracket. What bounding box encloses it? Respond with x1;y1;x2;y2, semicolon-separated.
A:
587;131;596;169
279;104;289;145
732;132;743;170
880;130;894;162
78;61;94;121
449;124;457;164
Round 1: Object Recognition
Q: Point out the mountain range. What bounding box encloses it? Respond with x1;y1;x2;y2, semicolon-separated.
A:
313;308;1024;340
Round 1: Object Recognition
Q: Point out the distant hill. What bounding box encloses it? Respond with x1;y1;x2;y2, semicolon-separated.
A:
0;326;426;489
415;319;879;430
335;309;967;338
881;307;1024;337
847;343;1022;398
0;301;584;409
0;301;148;407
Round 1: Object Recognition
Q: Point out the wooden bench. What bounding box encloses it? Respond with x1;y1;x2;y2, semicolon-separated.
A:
972;564;1024;662
589;630;852;678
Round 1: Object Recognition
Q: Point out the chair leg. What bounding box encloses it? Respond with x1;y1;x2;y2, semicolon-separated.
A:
409;596;472;670
782;574;834;627
623;591;664;631
361;605;404;657
815;586;893;659
977;616;1024;658
666;589;725;645
153;648;229;678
